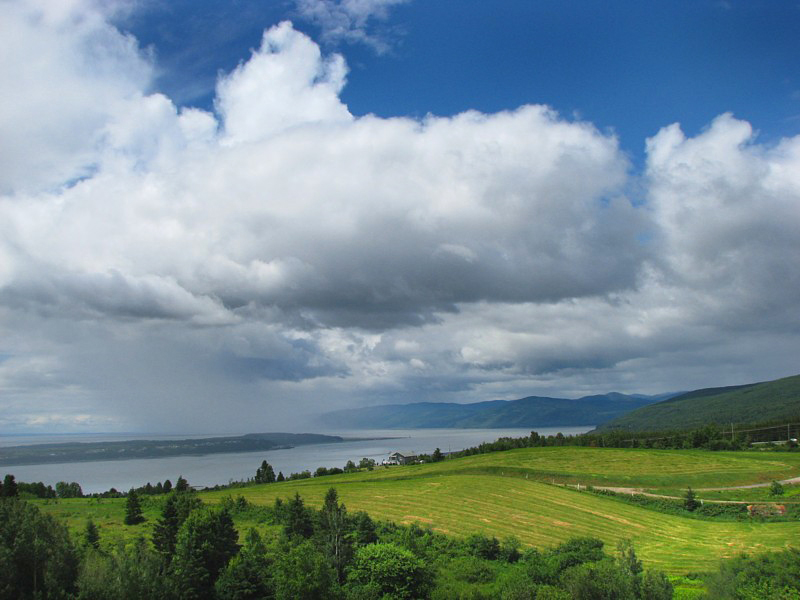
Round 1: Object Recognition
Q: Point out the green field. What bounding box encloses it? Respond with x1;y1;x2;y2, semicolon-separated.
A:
36;446;800;574
368;446;800;488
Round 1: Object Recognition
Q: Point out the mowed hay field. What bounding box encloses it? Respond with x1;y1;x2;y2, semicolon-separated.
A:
203;447;800;574
38;446;800;574
334;446;800;488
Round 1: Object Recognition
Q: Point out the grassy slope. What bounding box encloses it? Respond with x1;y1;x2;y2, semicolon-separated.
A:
277;446;800;488
204;473;798;574
37;494;270;551
597;374;800;432
37;446;800;575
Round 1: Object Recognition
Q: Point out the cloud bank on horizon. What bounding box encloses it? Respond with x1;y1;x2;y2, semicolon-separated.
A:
1;0;799;432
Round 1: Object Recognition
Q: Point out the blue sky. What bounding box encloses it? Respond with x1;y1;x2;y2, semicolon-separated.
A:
123;0;800;164
1;0;800;433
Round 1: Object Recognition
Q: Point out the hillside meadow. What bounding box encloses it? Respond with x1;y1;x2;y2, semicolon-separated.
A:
36;446;800;575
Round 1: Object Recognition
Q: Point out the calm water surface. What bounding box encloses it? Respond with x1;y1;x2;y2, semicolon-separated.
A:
1;427;592;494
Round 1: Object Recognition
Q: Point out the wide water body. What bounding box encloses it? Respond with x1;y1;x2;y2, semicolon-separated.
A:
1;427;591;494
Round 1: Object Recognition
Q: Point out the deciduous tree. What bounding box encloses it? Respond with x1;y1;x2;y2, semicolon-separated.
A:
273;539;335;600
0;498;78;598
616;538;642;575
55;481;83;498
770;480;785;496
78;538;167;600
347;542;433;600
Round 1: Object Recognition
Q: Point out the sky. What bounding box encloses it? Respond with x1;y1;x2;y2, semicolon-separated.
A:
1;0;799;433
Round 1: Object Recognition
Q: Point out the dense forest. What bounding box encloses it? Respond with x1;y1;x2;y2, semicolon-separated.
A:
597;374;800;433
318;392;667;429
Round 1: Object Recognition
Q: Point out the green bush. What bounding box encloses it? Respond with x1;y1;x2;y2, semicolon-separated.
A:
561;558;638;599
347;542;433;600
706;548;800;599
450;555;498;584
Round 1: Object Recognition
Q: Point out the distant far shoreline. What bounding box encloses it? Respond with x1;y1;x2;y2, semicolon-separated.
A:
0;432;392;467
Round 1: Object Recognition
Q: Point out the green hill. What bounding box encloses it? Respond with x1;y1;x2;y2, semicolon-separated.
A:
319;392;672;429
596;374;800;432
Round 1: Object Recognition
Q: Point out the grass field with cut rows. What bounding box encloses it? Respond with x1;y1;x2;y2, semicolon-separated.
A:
203;472;799;573
264;446;800;488
37;446;800;574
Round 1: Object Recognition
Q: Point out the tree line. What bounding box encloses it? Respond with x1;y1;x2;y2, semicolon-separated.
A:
441;421;800;460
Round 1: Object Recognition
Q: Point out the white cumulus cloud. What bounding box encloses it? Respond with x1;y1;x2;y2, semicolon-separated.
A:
1;1;799;431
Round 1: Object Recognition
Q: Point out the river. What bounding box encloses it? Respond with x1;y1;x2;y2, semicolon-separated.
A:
0;426;592;494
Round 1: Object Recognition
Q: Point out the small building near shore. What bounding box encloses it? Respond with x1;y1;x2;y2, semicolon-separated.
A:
385;451;418;465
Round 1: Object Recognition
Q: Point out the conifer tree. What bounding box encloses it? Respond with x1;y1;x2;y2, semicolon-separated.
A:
215;528;273;599
124;489;145;525
352;511;378;546
153;493;180;559
172;507;240;599
3;474;18;497
84;519;100;549
152;491;202;562
255;460;276;484
684;487;700;512
285;492;313;538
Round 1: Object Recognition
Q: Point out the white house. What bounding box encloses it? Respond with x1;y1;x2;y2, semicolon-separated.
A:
385;451;418;465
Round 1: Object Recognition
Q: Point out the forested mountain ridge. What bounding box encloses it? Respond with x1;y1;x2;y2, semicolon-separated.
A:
596;374;800;432
318;392;674;429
